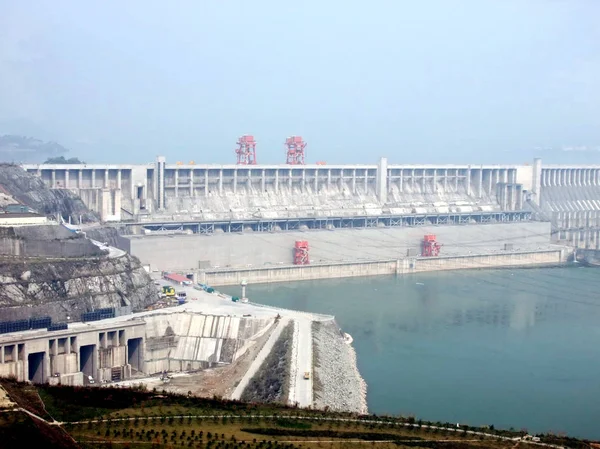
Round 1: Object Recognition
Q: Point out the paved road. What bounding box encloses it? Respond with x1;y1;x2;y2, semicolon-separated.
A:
89;238;126;258
230;318;289;400
291;317;313;408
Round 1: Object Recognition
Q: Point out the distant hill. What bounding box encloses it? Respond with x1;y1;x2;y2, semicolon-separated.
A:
0;135;69;164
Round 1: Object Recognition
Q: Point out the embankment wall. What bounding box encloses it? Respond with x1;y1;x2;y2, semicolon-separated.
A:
127;222;552;272
201;249;567;286
142;312;275;374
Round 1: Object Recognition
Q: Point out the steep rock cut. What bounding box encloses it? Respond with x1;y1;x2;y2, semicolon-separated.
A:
0;253;159;322
0;163;97;223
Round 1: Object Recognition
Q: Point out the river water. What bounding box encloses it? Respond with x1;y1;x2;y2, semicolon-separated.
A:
220;266;600;439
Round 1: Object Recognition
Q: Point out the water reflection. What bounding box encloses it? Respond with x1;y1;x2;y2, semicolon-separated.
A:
220;267;600;440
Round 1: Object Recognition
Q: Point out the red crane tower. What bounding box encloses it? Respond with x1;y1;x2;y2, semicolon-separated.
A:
421;234;442;257
285;136;307;165
235;135;257;165
294;240;310;265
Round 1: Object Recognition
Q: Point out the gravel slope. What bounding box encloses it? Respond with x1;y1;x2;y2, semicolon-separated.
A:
312;320;367;414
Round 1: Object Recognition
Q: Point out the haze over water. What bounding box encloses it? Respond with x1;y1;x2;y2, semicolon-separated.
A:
221;266;600;439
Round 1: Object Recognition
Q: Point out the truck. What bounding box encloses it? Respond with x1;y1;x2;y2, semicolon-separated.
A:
162;286;175;297
303;371;310;380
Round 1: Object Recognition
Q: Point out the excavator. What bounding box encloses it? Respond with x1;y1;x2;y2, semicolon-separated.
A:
162;285;175;297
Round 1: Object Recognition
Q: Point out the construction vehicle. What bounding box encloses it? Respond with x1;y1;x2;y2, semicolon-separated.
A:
304;371;310;380
162;286;175;297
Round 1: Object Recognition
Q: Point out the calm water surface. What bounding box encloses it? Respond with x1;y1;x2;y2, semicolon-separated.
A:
220;266;600;439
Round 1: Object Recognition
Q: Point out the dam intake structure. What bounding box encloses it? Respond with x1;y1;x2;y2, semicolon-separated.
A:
21;157;600;249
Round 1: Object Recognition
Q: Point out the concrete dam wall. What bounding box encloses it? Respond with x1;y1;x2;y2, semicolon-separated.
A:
21;157;600;249
22;158;531;223
540;166;600;249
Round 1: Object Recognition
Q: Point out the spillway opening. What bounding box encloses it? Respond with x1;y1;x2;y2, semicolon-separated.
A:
127;337;143;373
28;351;45;384
79;344;96;379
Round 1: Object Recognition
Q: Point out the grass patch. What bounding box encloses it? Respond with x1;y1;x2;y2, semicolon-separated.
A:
240;428;424;440
274;418;312;429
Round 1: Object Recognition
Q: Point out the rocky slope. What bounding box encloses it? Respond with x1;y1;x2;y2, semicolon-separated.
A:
312;320;368;414
0;163;97;223
0;252;158;322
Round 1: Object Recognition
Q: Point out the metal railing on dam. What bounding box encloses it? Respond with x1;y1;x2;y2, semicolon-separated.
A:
126;210;533;235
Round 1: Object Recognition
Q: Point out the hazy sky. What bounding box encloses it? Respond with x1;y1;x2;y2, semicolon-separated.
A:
1;0;599;165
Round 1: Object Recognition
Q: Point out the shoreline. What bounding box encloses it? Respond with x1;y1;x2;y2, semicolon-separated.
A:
204;248;570;287
345;332;368;415
312;320;368;414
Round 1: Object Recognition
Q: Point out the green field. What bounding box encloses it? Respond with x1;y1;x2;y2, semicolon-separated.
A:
0;379;591;449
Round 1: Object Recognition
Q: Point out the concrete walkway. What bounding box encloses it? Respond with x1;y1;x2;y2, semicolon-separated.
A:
230;318;289;400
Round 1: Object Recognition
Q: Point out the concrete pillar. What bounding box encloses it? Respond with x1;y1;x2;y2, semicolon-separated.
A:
327;169;332;188
64;170;69;189
51;170;56;188
433;169;437;193
301;169;306;192
204;171;209;197
0;346;4;363
156;156;166;209
466;166;472;196
174;169;179;197
117;169;122;190
115;190;122;220
364;168;368;193
274;169;278;192
376;157;388;203
261;169;265;192
455;169;459;191
352;169;356;193
43;352;50;383
233;169;237;193
398;169;403;193
78;170;83;188
219;169;223;194
288;169;292;189
478;168;483;198
314;168;318;191
189;169;194;196
530;158;542;204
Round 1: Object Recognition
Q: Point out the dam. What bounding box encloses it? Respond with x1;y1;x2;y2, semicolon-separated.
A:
21;157;600;251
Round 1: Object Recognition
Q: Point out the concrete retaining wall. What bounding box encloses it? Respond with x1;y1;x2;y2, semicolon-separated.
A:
127;222;553;272
202;249;567;286
142;312;274;374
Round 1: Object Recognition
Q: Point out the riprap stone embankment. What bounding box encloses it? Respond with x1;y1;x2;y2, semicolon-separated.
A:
312;320;367;414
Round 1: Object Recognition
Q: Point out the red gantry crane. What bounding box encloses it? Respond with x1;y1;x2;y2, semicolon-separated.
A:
285;136;307;165
235;135;257;165
421;234;442;257
294;240;310;265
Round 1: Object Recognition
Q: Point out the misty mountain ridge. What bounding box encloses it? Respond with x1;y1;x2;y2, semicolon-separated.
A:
0;135;69;164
